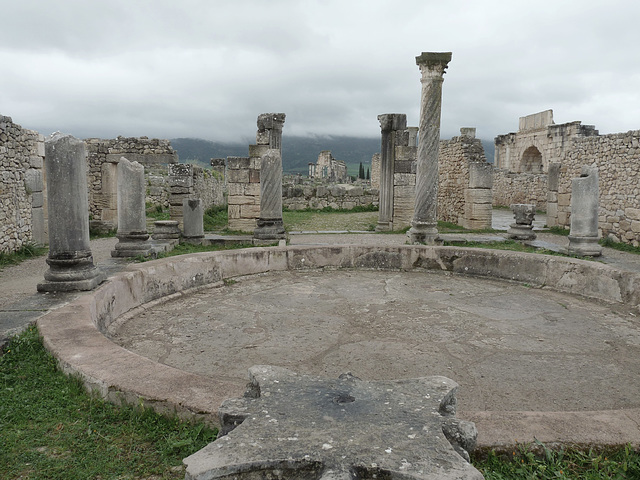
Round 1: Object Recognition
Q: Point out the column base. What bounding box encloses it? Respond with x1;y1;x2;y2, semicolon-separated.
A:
38;254;106;292
254;218;285;240
375;221;392;232
566;235;602;257
408;222;441;245
507;224;536;241
111;232;155;258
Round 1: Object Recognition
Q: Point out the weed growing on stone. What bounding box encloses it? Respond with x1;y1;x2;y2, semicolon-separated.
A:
544;225;571;236
600;237;640;255
203;205;228;231
0;326;217;479
0;242;48;271
473;441;640;479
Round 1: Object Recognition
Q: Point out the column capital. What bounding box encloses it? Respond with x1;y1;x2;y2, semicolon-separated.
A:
257;113;286;131
416;52;452;78
377;113;407;133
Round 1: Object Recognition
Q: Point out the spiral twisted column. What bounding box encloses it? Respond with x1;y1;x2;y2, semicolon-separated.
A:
408;52;451;245
254;149;285;240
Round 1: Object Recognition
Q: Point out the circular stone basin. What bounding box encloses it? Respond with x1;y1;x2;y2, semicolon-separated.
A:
108;269;640;413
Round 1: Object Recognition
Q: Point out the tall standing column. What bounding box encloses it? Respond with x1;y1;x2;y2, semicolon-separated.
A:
111;157;154;258
254;113;286;241
408;52;452;244
254;149;285;241
38;133;105;292
567;166;602;256
376;114;406;231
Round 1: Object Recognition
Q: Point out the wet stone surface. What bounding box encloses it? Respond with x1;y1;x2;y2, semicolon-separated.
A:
108;269;640;412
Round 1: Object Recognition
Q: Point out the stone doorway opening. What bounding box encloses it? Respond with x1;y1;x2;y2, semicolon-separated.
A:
520;145;543;173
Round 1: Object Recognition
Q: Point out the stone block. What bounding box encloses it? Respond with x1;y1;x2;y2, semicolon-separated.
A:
465;188;492;204
394;173;416;187
468;162;493;189
29;155;43;169
625;208;640;221
31;192;44;208
248;144;269;158
249;169;260;183
24;169;43;193
169;186;191;195
168;175;193;188
227;169;250;184
227;157;250;170
395;159;413;174
547;191;558;203
316;186;328;197
244;183;261;196
557;193;571;207
228;195;256;206
548;162;561;191
631;221;640;233
240;204;261;217
228;204;240;219
168;163;192;177
465;202;492;220
546;202;558;219
255;130;270;145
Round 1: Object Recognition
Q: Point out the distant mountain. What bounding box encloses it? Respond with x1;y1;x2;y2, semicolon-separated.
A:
170;136;495;173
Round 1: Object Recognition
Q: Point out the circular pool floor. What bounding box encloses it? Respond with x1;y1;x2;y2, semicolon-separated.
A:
107;269;640;413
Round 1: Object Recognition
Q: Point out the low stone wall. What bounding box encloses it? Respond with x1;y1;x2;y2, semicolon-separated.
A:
38;245;640;447
0;115;45;252
282;183;378;210
492;170;548;209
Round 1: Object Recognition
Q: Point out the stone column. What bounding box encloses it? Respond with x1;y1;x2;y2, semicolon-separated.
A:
409;52;452;244
38;133;105;292
546;162;561;227
567;166;602;256
376;114;406;231
254;149;286;241
183;198;205;242
111;157;154;258
257;113;286;151
507;204;536;240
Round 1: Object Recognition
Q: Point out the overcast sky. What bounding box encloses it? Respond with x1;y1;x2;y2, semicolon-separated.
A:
1;0;638;144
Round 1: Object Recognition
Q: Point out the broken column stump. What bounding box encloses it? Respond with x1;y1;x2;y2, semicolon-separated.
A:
184;365;482;480
507;203;537;240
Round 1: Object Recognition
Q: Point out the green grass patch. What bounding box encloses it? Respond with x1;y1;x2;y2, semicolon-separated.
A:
600;237;640;255
545;225;570;236
203;205;229;232
473;442;640;479
0;243;48;271
0;326;217;479
146;204;170;221
283;209;378;232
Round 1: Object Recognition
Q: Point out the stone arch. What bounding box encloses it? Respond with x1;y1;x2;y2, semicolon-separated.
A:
520;145;544;173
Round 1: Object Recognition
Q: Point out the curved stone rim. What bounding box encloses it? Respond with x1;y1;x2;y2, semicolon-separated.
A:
37;245;640;449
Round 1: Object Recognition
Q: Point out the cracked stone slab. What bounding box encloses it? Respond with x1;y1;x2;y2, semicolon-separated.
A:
184;365;482;479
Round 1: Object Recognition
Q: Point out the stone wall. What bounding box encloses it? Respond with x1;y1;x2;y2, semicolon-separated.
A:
282;184;378;210
550;130;640;244
86;136;178;229
492;170;548;209
227;156;261;232
0;115;45;253
494;110;598;173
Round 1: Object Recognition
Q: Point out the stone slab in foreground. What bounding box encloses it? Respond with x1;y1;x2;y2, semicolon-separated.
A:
184;365;482;479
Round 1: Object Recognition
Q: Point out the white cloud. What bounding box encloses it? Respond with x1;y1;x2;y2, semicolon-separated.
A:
1;0;638;142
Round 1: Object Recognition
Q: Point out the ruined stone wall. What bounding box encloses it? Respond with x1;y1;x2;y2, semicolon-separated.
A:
0;116;45;253
551;130;640;245
437;133;491;227
86;136;178;227
282;184;378;211
492;170;548;209
193;166;225;210
494;110;598;173
227;156;261;232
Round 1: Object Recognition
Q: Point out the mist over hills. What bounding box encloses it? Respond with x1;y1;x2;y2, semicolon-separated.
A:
170;136;494;175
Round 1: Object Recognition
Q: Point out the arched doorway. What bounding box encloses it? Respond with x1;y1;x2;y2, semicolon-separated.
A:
520;146;543;173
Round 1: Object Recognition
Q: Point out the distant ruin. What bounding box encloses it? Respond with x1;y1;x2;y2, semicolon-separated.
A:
308;150;348;183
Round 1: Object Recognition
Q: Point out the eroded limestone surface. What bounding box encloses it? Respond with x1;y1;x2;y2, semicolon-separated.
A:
108;269;640;412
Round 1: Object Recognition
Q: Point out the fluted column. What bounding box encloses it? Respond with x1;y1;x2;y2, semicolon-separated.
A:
408;52;451;244
376;114;406;231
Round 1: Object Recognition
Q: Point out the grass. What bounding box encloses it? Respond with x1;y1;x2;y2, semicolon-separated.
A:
600;236;640;255
283;208;378;232
0;243;48;271
146;204;170;221
203;205;229;232
474;442;640;479
0;326;217;479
